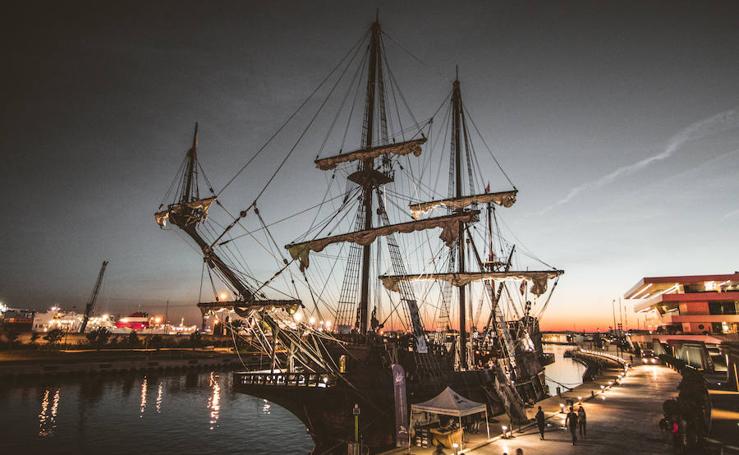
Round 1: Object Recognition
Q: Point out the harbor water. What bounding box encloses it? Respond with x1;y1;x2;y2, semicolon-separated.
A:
0;370;314;454
543;344;588;395
0;346;583;454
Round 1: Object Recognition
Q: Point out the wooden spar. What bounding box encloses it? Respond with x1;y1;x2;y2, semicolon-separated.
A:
315;138;426;171
408;190;517;219
181;122;199;203
286;210;480;271
378;269;564;295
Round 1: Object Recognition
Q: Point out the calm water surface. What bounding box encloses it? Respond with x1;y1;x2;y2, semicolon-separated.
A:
0;347;582;454
544;344;588;393
0;370;313;454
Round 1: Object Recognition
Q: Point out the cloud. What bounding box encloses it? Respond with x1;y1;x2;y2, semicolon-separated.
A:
724;208;739;220
541;108;739;214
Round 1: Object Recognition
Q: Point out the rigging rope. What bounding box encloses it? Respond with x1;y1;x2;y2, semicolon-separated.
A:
217;29;369;196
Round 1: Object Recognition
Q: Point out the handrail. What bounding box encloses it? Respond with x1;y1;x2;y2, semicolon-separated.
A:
234;371;337;388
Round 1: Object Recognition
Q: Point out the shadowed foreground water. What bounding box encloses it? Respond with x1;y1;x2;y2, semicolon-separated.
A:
0;370;313;454
0;347;582;454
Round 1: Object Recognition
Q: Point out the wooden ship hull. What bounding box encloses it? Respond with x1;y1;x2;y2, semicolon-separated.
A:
233;337;549;454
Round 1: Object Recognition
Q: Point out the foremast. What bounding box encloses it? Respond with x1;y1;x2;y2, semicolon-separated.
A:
155;124;300;311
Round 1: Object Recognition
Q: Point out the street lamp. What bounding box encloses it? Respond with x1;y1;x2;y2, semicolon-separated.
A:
352;403;360;443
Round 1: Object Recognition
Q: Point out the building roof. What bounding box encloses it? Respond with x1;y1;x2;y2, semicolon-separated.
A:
624;272;739;299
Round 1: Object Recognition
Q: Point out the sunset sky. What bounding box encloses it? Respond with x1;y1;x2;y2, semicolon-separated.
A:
2;1;738;331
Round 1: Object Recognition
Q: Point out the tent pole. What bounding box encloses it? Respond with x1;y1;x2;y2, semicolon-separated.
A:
459;416;463;447
485;410;490;439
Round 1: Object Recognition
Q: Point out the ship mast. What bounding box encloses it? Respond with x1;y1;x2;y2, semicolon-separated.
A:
357;19;381;335
452;71;468;369
155;124;300;311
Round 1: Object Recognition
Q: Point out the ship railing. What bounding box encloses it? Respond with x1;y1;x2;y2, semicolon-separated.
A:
234;371;337;388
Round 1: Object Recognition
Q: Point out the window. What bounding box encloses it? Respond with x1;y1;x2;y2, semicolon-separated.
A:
708;301;738;315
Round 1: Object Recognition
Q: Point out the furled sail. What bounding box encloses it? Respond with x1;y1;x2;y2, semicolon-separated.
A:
379;270;563;296
409;190;517;219
286;210;479;271
155;196;217;227
315;138;426;171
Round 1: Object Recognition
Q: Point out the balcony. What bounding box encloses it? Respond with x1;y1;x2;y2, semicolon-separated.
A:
634;291;739;313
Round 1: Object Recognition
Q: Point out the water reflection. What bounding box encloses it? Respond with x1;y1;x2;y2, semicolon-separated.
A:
155;381;164;414
139;376;148;417
0;370;319;453
262;399;271;415
38;387;61;437
207;372;221;430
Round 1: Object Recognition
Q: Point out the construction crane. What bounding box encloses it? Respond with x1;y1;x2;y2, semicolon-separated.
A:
79;260;109;334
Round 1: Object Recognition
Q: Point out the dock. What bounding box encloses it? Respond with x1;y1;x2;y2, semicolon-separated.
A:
387;355;683;455
0;348;246;378
473;363;680;454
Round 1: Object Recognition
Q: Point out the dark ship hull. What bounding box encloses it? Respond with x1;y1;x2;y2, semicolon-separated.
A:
234;335;548;454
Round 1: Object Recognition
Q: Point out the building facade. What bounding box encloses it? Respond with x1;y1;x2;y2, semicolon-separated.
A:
625;273;739;335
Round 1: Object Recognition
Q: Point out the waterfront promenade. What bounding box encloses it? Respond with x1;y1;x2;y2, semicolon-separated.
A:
472;363;680;454
389;361;680;455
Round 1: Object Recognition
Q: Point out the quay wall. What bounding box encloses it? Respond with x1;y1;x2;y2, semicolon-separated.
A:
0;351;255;378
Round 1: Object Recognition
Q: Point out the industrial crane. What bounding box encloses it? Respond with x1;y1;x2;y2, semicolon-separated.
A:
79;260;109;334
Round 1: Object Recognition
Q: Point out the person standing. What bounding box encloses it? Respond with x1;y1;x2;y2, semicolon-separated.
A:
565;406;579;446
535;406;546;440
577;405;587;438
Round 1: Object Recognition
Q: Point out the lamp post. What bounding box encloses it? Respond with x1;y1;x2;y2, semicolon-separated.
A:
353;403;360;444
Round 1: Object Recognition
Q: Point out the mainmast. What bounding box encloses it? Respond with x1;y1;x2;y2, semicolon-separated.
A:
452;72;468;369
356;19;382;335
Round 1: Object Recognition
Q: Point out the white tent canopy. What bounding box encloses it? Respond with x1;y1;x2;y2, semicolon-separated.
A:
411;387;487;417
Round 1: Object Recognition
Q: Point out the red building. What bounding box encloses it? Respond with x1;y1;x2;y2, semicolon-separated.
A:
625;273;739;335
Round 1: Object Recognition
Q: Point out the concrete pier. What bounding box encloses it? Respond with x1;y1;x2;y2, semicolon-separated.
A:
389;360;682;455
474;363;680;454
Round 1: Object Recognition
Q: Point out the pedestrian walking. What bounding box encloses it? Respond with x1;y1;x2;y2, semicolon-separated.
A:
535;406;546;440
565;406;579;446
577;405;587;438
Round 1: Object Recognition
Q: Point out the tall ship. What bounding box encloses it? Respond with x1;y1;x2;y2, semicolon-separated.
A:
155;17;562;454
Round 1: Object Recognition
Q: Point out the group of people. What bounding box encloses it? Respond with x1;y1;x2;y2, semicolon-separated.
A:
433;403;588;454
535;404;587;445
